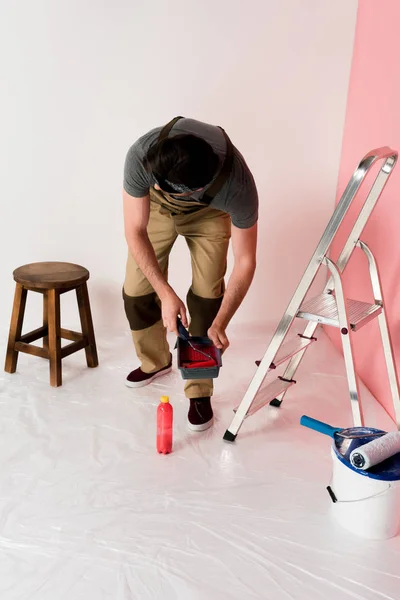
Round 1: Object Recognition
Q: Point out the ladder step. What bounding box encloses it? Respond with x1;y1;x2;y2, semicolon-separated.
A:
297;294;382;331
233;378;295;418
270;335;316;368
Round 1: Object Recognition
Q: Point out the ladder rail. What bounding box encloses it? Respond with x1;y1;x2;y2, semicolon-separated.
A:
357;240;383;303
324;257;364;426
224;147;398;441
326;150;397;290
358;241;400;426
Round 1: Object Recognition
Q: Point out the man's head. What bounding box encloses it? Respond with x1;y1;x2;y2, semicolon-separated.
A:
144;134;219;196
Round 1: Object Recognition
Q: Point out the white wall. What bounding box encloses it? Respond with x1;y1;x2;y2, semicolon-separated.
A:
0;0;358;339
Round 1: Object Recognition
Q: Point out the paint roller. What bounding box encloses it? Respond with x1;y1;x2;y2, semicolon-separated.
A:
177;317;217;368
350;431;400;470
300;416;384;460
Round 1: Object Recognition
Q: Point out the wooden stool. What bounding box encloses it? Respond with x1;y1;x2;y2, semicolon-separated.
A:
4;262;99;387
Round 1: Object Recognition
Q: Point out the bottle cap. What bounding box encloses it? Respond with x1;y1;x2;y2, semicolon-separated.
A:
160;396;169;403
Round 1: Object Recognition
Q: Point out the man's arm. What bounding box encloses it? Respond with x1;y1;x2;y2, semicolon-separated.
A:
207;222;257;351
123;190;188;333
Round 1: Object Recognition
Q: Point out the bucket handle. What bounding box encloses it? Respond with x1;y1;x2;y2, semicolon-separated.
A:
326;482;393;504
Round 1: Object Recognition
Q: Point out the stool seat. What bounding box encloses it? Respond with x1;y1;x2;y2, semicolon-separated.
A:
13;262;89;290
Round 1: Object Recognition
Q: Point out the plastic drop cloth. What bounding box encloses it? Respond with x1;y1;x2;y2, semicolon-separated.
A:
0;323;399;600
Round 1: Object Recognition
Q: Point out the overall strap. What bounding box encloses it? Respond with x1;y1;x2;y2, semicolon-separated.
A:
158;116;184;143
201;128;234;204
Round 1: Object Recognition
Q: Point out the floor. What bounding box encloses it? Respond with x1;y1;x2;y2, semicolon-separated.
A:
0;323;399;600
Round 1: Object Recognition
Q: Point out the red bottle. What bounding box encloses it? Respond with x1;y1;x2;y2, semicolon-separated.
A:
157;396;173;454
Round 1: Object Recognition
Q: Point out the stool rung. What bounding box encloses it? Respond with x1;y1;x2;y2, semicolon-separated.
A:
15;342;49;359
60;328;84;342
20;326;48;344
61;339;87;359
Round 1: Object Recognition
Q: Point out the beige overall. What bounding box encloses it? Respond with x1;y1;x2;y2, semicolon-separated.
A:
123;116;233;399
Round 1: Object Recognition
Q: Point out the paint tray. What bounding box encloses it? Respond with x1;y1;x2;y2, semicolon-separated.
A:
177;336;222;379
176;320;222;380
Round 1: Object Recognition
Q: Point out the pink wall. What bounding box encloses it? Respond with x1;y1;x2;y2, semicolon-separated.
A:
328;0;400;420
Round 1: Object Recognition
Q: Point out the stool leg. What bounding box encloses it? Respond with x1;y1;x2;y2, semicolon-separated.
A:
77;283;98;368
47;289;62;387
43;291;49;351
5;283;27;373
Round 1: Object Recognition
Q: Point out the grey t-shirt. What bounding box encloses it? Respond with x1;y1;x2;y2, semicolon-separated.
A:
123;118;258;229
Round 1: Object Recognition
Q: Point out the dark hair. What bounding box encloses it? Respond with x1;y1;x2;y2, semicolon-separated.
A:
144;134;219;190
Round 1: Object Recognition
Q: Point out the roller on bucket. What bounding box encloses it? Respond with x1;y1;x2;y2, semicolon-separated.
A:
350;432;400;470
300;415;384;459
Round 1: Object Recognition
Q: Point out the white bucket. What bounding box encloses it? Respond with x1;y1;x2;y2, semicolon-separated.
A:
329;444;400;540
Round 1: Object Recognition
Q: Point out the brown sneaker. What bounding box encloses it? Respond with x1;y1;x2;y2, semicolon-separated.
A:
126;356;172;388
188;397;214;432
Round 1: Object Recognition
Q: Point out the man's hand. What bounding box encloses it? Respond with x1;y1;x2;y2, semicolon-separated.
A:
208;322;230;352
161;290;188;335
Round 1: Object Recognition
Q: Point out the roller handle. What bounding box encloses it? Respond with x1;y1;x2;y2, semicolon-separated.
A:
177;318;190;340
300;415;341;438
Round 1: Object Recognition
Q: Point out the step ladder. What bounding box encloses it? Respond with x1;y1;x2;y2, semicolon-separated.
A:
224;147;400;442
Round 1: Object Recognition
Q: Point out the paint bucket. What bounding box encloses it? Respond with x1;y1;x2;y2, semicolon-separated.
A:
328;427;400;540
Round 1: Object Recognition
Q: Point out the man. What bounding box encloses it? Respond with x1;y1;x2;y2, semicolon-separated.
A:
123;116;258;432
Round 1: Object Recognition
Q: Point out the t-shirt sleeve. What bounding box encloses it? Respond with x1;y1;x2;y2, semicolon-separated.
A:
228;174;259;229
123;141;151;198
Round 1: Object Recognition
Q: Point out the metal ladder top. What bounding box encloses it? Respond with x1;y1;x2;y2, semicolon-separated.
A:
224;147;399;442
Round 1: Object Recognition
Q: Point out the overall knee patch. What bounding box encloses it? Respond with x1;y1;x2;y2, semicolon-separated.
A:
187;288;223;337
123;289;161;331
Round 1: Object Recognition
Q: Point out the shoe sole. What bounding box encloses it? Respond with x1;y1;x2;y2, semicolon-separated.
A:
125;367;172;388
188;417;214;432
